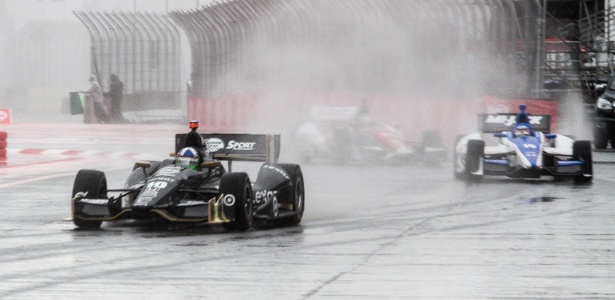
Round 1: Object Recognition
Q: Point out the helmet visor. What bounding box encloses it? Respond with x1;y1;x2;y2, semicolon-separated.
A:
177;157;198;167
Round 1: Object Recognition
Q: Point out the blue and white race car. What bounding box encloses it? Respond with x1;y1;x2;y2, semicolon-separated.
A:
454;105;593;183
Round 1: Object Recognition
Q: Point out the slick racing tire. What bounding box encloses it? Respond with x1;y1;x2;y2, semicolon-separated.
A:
277;164;305;226
220;173;253;231
573;140;593;183
465;139;484;182
453;134;465;180
72;169;107;229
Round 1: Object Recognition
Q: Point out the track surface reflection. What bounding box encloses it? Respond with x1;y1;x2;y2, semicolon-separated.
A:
1;124;614;299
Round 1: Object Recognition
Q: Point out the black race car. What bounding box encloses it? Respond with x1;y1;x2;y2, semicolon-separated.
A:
70;133;304;231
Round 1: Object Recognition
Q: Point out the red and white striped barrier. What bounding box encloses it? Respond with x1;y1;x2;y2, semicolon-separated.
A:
5;148;156;160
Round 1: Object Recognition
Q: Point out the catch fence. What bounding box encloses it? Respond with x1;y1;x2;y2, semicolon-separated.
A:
74;11;183;122
171;0;543;99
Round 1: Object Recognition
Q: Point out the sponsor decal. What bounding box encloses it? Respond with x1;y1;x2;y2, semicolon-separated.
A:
223;194;236;206
255;190;278;205
226;140;256;151
134;197;153;206
140;190;158;198
525;152;538;158
74;191;88;199
522;143;537;149
154;166;182;177
150;177;175;183
485;115;544;126
178;200;207;206
79;198;108;205
264;164;290;180
205;138;225;152
146;181;168;190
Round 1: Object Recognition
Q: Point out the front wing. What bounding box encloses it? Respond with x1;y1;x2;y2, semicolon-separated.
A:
72;192;237;224
481;151;584;178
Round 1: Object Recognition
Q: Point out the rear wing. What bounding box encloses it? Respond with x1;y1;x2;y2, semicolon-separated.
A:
175;133;280;163
479;113;551;133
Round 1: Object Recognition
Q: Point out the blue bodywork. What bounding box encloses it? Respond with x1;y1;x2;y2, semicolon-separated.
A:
482;122;584;178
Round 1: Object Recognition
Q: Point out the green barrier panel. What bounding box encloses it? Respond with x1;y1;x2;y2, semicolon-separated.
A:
69;92;84;115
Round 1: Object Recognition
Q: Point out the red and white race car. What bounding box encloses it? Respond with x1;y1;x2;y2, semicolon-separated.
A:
295;106;446;165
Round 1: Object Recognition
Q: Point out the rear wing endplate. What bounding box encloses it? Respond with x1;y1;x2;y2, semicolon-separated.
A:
175;133;280;163
479;113;551;133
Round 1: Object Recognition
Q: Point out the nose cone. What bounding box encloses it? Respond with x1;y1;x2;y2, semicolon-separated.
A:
514;136;540;168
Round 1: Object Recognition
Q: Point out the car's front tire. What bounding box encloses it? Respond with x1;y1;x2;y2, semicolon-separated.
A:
72;169;107;229
573;140;593;183
277;164;305;226
465;139;484;182
220;173;253;231
453;134;465;180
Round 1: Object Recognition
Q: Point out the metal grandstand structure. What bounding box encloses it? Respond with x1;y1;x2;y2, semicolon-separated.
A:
171;0;546;99
74;11;183;122
70;0;615;123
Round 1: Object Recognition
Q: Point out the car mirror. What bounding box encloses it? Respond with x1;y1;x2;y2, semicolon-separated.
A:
135;161;151;169
200;161;222;169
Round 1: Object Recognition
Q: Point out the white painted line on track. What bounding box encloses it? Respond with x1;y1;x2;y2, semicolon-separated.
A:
0;172;77;188
0;167;127;188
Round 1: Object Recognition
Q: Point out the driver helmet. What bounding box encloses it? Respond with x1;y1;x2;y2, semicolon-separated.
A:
176;147;200;170
513;124;531;137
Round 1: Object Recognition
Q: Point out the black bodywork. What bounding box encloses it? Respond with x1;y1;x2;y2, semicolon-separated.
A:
71;133;304;230
594;76;615;149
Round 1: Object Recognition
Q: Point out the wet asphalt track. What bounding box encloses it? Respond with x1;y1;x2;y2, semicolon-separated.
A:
1;123;615;299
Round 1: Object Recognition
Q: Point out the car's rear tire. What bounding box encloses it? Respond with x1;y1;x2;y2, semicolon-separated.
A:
72;169;107;229
453;134;465;180
220;173;253;231
276;164;305;226
465;139;484;182
573;140;593;183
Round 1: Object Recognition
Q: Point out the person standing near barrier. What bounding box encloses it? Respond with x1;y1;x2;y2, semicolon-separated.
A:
105;74;125;123
86;76;109;123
